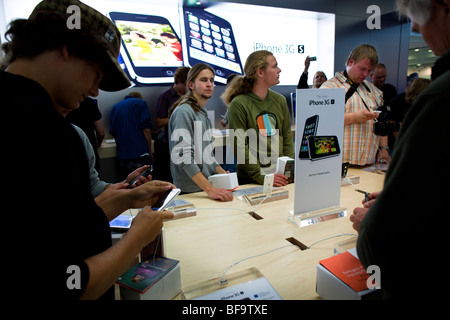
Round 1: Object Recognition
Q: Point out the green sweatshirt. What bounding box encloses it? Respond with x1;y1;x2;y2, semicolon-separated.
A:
228;90;294;184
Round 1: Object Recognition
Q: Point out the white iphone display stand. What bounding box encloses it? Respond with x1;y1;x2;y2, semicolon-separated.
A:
263;174;274;195
290;88;347;227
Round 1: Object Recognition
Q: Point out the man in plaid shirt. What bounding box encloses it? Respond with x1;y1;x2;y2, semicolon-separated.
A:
321;44;390;166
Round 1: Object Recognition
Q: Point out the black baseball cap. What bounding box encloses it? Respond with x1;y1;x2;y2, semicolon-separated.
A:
29;0;131;91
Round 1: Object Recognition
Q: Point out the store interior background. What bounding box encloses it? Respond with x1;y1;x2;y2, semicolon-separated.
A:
0;0;436;182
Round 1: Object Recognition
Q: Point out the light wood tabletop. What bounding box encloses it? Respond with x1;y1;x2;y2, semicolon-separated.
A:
163;168;385;300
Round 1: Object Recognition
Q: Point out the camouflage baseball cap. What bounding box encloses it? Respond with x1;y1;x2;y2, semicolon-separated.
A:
30;0;131;92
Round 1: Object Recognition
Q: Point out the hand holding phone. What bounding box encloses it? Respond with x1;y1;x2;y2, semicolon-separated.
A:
120;181;177;213
127;166;153;189
152;188;181;211
355;109;379;122
128;206;174;243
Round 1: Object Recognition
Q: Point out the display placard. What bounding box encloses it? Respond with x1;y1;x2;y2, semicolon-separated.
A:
293;88;345;217
0;0;335;86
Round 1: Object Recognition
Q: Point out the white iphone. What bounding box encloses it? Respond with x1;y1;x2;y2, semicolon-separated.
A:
263;174;274;195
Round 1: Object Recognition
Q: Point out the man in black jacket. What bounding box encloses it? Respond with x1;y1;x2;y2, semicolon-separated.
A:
351;0;450;299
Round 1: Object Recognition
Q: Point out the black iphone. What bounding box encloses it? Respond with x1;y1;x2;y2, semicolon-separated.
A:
181;7;243;83
307;135;341;161
299;115;319;159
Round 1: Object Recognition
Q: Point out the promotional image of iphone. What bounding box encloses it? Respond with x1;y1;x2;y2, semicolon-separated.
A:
307;135;341;161
181;7;243;83
298;115;319;159
152;188;181;211
108;12;183;85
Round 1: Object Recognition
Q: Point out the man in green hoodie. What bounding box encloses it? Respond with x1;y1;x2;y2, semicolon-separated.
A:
222;50;294;186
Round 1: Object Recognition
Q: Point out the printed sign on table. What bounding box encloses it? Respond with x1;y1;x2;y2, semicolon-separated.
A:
294;88;345;215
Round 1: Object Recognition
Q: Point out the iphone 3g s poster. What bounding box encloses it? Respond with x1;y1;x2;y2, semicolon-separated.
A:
109;11;183;85
294;88;345;214
180;7;243;84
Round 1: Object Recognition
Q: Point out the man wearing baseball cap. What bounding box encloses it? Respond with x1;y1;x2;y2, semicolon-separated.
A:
1;0;174;300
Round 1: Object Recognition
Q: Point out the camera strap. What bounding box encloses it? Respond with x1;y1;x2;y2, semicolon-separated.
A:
344;70;358;103
343;70;372;113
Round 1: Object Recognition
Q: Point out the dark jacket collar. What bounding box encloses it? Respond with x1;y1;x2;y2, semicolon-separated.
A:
432;49;450;81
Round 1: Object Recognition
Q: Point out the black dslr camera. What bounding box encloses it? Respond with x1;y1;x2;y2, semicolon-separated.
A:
374;111;395;136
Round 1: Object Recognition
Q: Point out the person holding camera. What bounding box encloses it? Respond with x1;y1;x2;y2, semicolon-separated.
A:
297;55;327;89
321;44;390;166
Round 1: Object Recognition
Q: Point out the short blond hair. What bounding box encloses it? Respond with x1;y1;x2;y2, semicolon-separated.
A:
127;91;143;99
345;44;378;66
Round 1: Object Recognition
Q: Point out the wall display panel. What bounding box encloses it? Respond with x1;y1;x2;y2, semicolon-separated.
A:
0;0;335;86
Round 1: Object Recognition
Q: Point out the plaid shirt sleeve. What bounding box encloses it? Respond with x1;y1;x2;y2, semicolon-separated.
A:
321;73;383;165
